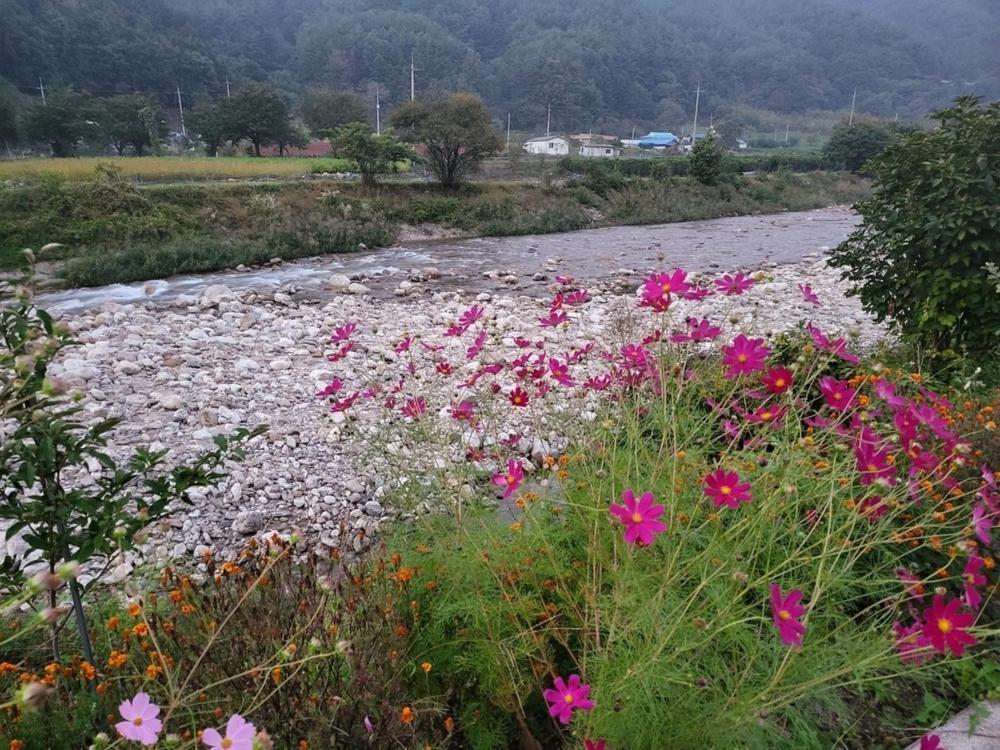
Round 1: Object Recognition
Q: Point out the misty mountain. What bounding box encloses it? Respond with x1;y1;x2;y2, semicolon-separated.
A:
1;0;996;132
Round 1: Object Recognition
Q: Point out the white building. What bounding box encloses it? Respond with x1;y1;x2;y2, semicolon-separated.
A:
523;136;571;155
579;142;622;158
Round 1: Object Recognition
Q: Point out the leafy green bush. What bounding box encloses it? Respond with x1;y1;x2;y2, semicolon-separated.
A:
829;97;1000;358
821;121;908;173
690;133;725;185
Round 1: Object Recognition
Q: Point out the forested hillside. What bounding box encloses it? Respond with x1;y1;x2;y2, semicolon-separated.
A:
1;0;997;133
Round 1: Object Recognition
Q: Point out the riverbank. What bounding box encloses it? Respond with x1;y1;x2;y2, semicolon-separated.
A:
0;170;870;288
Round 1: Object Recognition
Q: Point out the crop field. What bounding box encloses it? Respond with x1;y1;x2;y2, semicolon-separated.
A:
0;156;354;183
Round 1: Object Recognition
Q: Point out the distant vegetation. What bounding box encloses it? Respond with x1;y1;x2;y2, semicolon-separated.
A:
1;0;997;139
0;156;351;182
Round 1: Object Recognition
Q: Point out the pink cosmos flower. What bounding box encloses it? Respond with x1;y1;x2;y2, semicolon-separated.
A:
896;568;926;601
565;289;591;305
327;342;353;362
963;554;987;610
873;378;909;409
450;400;476;422
858;495;888;521
609;489;667;546
401;397;426;419
584;741;607;750
445;305;485;336
972;504;993;544
919;735;942;750
893;621;931;665
555;274;574;285
330;322;356;343
762;366;793;394
540;310;569;327
116;692;162;746
799;284;821;305
316;377;344;398
466;329;487;360
920;594;977;656
818;376;857;411
670;317;722;343
394;337;412;353
543;674;594;725
806;323;860;366
722;335;770;379
363;715;374;735
509;387;530;407
746;404;787;427
855;443;896;486
548;358;575;387
715;272;755;295
770;584;806;647
584;374;613;391
492;459;524;499
641;269;690;311
703;469;753;509
202;714;256;750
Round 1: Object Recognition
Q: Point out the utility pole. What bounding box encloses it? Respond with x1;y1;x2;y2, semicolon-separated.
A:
691;81;701;146
225;76;231;99
506;112;511;153
848;87;857;125
410;50;416;102
546;104;551;137
38;77;46;104
785;124;790;142
176;85;186;137
376;84;381;135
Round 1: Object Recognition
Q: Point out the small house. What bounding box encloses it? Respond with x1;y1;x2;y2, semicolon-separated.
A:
638;132;678;150
579;142;621;158
523;136;571;156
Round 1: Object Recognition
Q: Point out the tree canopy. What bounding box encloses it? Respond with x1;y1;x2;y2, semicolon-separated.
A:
0;0;996;134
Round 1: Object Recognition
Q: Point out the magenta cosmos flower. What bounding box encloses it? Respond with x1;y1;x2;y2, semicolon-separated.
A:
762;366;793;394
963;554;987;610
492;458;524;499
609;489;667;546
543;674;594;725
919;736;942;750
920;594;977;656
770;584;806;647
799;284;821;305
818;376;857;411
641;269;690;311
722;335;770;379
715;272;755;295
203;714;256;750
116;692;163;746
703;469;752;509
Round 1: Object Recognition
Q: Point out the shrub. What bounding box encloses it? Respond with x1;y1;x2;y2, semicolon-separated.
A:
828;97;1000;359
690;133;725;185
821;121;906;173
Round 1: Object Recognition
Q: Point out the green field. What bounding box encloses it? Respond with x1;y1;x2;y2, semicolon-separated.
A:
0;156;354;183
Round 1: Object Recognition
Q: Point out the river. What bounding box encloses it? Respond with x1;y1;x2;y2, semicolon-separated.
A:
38;206;858;313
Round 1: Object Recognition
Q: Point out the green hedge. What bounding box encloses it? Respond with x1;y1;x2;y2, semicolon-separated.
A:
559;151;827;180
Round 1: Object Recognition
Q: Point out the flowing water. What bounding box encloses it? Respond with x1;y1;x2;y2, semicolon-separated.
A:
38;207;858;313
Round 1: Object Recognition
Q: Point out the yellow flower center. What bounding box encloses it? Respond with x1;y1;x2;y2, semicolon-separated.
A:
867;464;878;472
778;610;792;621
222;740;234;749
506;475;517;485
774;378;785;388
563;693;574;704
720;486;732;495
966;574;975;584
133;718;143;726
661;282;671;293
937;618;952;634
631;512;643;523
761;411;773;421
737;354;747;363
833;392;842;400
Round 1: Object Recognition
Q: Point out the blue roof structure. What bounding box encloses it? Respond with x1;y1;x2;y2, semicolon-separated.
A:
638;131;678;148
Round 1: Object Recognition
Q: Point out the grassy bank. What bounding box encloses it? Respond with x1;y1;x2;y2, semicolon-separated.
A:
0;170;870;288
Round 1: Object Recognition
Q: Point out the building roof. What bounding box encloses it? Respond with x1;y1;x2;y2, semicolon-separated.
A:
638;132;678;146
525;135;569;143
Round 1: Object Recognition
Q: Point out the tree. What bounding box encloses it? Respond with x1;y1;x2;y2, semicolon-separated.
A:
391;93;500;188
275;122;310;156
822;121;900;173
227;84;291;157
188;100;236;157
100;94;165;156
0;88;17;145
19;89;101;157
690;133;724;185
331;123;411;186
301;88;368;136
828;97;1000;357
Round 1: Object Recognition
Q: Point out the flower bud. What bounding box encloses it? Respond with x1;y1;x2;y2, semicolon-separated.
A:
41;606;69;624
57;560;81;581
335;639;353;656
90;732;110;750
17;682;53;712
253;731;274;750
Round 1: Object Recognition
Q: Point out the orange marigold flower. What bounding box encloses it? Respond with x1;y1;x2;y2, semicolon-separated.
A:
421;662;432;673
400;707;414;725
126;603;142;617
106;616;119;630
0;663;16;676
79;661;96;681
169;590;182;603
10;740;25;750
271;667;282;685
298;742;309;750
133;623;149;637
444;716;455;733
107;651;128;669
180;603;195;616
145;663;162;679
